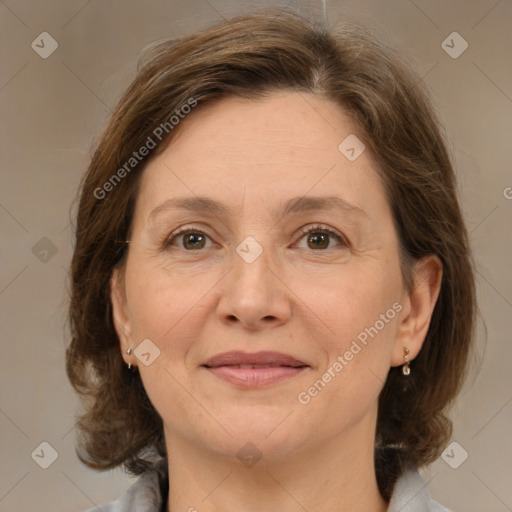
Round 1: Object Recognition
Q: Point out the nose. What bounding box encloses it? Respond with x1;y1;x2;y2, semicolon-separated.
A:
216;240;292;331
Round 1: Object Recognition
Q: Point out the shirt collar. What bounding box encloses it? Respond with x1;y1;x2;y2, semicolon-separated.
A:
100;458;450;512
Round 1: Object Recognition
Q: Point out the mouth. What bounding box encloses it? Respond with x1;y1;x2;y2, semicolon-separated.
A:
201;351;310;388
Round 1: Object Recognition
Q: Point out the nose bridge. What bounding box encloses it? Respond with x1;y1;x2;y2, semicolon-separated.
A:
217;233;290;328
232;234;274;302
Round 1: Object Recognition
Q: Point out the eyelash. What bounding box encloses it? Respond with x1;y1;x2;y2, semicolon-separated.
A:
162;223;348;252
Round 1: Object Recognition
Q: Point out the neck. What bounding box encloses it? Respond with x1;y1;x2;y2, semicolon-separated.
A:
164;420;388;512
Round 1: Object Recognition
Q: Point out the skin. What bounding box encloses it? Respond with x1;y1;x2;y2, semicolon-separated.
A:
111;91;442;512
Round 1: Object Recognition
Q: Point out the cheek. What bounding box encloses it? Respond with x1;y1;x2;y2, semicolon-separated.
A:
124;257;208;341
123;257;226;397
307;258;400;329
298;280;400;427
124;265;208;419
303;259;401;379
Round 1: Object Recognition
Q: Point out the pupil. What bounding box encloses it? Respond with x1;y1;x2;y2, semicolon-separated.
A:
309;233;328;249
185;233;204;249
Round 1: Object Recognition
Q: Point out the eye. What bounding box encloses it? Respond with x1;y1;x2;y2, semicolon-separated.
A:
294;224;348;250
162;224;348;252
163;228;214;251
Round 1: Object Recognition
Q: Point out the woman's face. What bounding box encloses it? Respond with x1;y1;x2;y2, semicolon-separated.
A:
112;91;412;462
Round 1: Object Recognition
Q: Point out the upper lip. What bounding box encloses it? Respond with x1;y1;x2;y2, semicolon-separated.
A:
202;351;308;368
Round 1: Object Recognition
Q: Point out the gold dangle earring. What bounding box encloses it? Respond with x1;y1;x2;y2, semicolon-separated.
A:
402;346;411;376
126;348;133;370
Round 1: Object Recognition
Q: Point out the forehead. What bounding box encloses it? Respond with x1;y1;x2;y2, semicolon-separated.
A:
166;91;356;155
133;91;388;224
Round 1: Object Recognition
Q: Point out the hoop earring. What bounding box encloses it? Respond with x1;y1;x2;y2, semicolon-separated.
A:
126;348;133;370
402;346;411;376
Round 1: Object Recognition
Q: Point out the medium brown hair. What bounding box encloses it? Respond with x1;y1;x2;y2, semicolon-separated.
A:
66;8;476;500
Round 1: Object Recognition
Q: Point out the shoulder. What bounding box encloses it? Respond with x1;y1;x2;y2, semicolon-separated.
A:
388;468;453;512
80;459;168;512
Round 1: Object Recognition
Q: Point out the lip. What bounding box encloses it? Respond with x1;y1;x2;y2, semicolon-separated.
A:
203;351;307;368
202;351;309;388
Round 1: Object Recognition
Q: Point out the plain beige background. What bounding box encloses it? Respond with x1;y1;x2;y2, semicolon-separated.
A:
0;0;511;511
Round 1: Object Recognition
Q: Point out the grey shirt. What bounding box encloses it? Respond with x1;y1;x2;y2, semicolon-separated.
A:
83;459;452;512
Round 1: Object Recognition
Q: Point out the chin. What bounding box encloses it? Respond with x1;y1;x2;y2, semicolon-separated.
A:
206;408;308;460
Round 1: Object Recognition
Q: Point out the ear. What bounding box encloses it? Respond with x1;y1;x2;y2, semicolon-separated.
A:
110;267;135;367
391;255;443;366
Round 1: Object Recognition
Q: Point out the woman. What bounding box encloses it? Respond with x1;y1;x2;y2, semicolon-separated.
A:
66;8;476;512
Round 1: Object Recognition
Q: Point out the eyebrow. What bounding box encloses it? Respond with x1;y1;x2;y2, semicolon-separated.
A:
148;195;368;224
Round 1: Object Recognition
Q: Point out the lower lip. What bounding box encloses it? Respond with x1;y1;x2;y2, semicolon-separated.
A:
204;366;308;388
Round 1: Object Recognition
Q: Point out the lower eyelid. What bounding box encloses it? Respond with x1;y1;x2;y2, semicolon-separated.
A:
295;232;347;249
